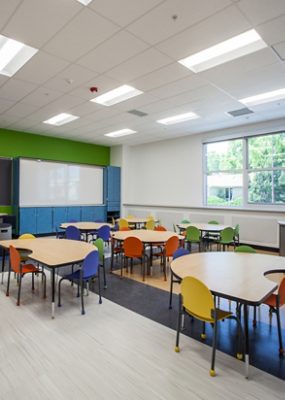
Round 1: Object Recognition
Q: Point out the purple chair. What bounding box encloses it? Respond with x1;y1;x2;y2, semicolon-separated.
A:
65;225;81;241
169;247;190;309
58;250;102;314
96;225;111;244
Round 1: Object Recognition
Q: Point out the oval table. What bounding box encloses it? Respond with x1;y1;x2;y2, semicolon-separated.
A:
171;252;285;378
60;222;113;241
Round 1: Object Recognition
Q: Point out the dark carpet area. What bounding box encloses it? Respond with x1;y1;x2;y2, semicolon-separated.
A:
92;260;285;380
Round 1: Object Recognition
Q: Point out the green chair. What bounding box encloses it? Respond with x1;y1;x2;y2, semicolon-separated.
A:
204;220;220;250
234;224;240;245
94;238;107;289
175;276;244;377
235;245;256;254
185;225;201;252
180;219;191;224
217;227;235;251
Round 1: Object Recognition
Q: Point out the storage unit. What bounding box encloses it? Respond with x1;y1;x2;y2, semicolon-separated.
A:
0;223;12;240
106;166;121;222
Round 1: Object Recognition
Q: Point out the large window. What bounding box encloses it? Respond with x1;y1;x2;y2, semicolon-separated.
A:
204;132;285;207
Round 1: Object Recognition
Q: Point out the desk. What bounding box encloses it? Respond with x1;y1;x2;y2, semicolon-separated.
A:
0;238;95;318
60;222;113;241
171;252;285;377
178;222;229;233
111;230;184;271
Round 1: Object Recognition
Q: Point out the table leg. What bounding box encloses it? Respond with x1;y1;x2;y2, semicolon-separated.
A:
110;238;115;272
243;304;249;378
51;268;55;319
1;248;6;284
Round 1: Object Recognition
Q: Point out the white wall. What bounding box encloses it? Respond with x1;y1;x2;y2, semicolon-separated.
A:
111;118;285;248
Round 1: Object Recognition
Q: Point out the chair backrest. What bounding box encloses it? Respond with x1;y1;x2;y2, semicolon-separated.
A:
123;237;143;258
118;218;129;229
65;225;81;241
181;219;190;224
154;225;167;231
146;219;155;230
147;215;154;220
19;233;36;239
120;227;131;231
181;276;214;322
94;238;104;264
97;225;111;241
278;277;285;306
234;224;240;236
165;236;179;257
235;245;256;253
220;227;234;243
173;247;190;260
9;245;21;274
82;250;99;278
185;226;200;241
208;220;219;224
127;214;135;219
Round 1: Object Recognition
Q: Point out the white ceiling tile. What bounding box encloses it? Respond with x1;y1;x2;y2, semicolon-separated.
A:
44;64;98;94
20;87;63;107
237;0;285;25
127;0;231;45
0;99;14;113
68;101;102;117
78;30;149;73
0;0;22;31
2;0;81;48
106;48;173;82
89;0;165;27
0;79;37;101
15;51;69;84
43;8;120;62
112;93;160;112
156;5;251;59
69;74;120;100
273;41;285;60
257;15;285;46
4;102;38;118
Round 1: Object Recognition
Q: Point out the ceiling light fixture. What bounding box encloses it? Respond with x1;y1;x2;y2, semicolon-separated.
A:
104;129;136;138
91;85;143;106
157;112;200;125
178;29;267;73
0;34;38;77
239;88;285;106
76;0;93;5
43;113;79;126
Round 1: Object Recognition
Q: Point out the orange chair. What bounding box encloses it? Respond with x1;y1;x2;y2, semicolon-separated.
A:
263;277;285;356
155;236;179;281
6;245;46;306
120;227;131;231
154;225;167;231
122;237;147;281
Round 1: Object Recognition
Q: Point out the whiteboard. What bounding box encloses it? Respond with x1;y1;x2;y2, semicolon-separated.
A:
20;159;103;206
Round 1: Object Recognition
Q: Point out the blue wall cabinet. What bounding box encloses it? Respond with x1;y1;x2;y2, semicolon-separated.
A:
19;208;37;235
53;207;68;231
106;166;120;211
36;208;53;234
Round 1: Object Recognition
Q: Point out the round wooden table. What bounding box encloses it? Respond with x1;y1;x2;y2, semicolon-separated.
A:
60;222;113;241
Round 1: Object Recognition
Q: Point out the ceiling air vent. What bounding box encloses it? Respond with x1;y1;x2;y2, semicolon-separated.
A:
227;107;254;117
128;109;148;117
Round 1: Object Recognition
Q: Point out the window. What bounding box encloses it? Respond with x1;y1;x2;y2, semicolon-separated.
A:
204;132;285;207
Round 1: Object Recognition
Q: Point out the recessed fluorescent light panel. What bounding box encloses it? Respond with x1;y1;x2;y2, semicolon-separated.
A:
91;85;143;106
76;0;93;5
104;129;136;138
0;34;38;77
157;112;200;125
239;88;285;106
43;113;79;126
178;29;267;73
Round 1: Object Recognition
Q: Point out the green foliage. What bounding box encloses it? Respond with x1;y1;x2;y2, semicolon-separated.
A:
207;195;242;207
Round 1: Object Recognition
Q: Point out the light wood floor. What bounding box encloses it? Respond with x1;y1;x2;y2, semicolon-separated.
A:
0;275;284;399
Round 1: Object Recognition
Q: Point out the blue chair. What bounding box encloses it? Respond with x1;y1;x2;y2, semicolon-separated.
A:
58;250;102;315
96;225;111;245
65;225;81;241
169;247;190;309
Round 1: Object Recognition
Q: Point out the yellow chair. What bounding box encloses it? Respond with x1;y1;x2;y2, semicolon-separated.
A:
145;219;155;230
175;276;244;377
19;233;36;262
127;214;136;229
118;218;129;230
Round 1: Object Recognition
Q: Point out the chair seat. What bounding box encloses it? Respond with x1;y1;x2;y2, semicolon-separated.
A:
185;307;232;323
21;263;40;274
264;294;277;307
63;270;94;281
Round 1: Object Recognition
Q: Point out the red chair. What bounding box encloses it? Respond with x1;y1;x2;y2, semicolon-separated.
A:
155;236;179;281
154;225;167;231
263;277;285;356
120;227;131;231
6;245;46;306
123;237;147;281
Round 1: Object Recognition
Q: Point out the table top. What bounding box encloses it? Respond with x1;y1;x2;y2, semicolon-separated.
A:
112;229;184;243
0;238;95;268
171;252;285;305
60;222;113;231
178;222;230;232
118;218;158;224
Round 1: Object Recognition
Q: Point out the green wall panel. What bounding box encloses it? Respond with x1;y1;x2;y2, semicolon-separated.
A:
0;128;110;166
0;206;13;214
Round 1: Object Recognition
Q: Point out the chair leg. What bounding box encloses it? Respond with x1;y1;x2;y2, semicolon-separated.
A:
276;299;284;356
81;278;85;315
169;271;174;309
32;272;35;291
175;295;183;352
253;306;257;327
102;261;107;289
6;268;11;297
17;274;22;306
58;277;64;306
210;320;218;376
98;268;102;304
201;322;206;339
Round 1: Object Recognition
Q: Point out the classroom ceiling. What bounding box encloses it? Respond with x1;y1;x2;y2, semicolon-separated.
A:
1;0;285;146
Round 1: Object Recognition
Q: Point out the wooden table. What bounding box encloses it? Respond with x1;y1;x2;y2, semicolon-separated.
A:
0;238;95;318
171;252;285;377
178;222;230;233
118;218;158;229
111;230;184;271
60;222;113;241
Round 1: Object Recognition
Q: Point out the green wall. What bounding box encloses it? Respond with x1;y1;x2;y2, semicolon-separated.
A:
0;128;110;211
0;128;110;165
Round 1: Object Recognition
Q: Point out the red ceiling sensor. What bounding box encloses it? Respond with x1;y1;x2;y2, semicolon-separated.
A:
90;86;98;93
